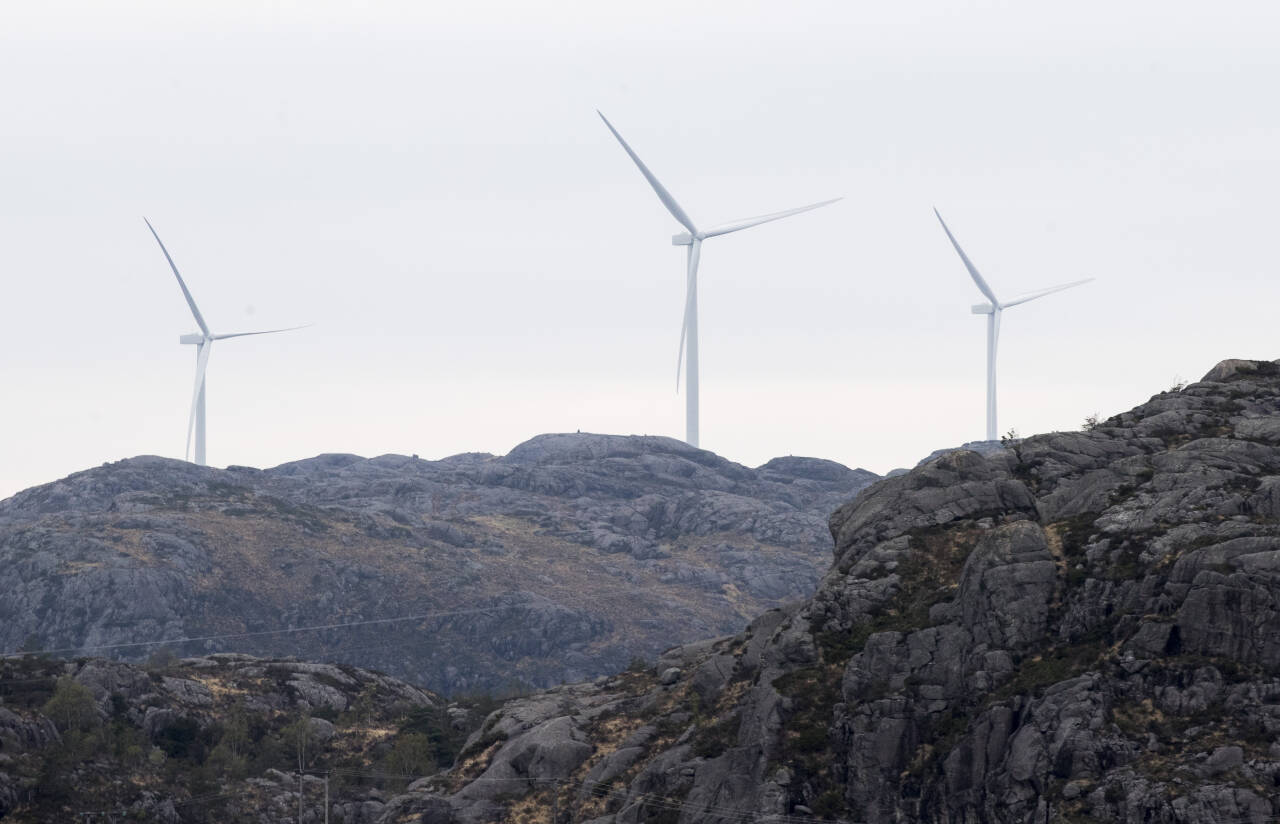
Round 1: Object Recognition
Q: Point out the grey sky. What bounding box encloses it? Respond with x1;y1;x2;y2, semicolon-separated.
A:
3;0;1278;498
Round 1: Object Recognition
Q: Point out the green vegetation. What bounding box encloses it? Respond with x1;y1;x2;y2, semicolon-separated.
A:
771;665;843;816
0;656;506;822
811;790;846;819
690;712;739;759
382;732;439;789
42;676;98;732
993;634;1110;702
397;704;469;767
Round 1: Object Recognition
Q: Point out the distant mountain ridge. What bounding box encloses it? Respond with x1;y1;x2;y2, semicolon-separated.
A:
0;433;879;695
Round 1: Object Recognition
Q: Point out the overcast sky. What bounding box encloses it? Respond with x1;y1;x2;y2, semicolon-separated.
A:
2;0;1278;498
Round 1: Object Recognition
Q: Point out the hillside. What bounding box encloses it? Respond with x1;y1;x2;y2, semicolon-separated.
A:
373;358;1280;823
0;652;471;822
0;434;878;695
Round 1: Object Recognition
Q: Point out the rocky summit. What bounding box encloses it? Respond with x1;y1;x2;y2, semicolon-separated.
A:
366;359;1280;823
0;433;878;695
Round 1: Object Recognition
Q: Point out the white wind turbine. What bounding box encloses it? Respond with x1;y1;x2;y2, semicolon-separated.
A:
145;218;306;467
934;209;1093;442
598;111;840;448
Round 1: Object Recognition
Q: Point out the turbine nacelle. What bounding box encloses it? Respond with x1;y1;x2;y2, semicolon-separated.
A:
672;232;695;246
180;333;205;345
971;303;995;315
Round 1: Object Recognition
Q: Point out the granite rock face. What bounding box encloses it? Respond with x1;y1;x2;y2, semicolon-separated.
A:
388;360;1280;823
0;434;877;695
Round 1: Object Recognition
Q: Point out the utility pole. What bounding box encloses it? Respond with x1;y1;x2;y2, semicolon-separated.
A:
1043;762;1052;824
297;728;307;824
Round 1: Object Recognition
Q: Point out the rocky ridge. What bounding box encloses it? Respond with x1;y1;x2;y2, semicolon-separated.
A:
0;433;878;695
376;359;1280;823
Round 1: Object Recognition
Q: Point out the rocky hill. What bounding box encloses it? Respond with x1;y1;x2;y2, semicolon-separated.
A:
365;359;1280;823
0;652;475;822
0;434;878;695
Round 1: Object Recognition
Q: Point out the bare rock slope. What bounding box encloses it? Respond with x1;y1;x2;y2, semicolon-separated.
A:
394;359;1280;823
0;434;877;695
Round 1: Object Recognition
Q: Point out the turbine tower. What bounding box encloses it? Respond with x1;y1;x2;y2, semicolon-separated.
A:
934;209;1092;442
145;218;305;467
598;110;840;448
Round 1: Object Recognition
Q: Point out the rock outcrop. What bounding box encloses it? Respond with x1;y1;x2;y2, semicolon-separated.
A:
383;360;1280;823
0;434;878;695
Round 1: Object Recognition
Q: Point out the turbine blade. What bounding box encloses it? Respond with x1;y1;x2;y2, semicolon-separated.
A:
700;198;842;239
186;342;212;462
145;218;210;337
676;241;701;391
211;324;312;341
934;209;1000;307
597;110;699;236
999;278;1094;309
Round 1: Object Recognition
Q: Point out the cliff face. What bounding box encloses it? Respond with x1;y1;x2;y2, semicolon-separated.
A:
390;359;1280;824
0;433;878;695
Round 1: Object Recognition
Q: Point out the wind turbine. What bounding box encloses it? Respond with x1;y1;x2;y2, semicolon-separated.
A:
145;218;306;467
934;208;1092;442
598;110;840;448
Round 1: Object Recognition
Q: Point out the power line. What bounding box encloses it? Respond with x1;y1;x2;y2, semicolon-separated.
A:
0;606;498;659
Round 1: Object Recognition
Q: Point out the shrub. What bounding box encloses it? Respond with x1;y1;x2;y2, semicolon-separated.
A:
156;716;204;761
812;790;846;819
690;715;738;758
398;706;467;768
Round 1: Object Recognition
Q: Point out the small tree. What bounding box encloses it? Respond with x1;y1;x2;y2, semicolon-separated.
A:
219;706;251;758
205;741;248;780
42;676;99;732
281;713;319;771
383;733;437;788
1083;413;1100;431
